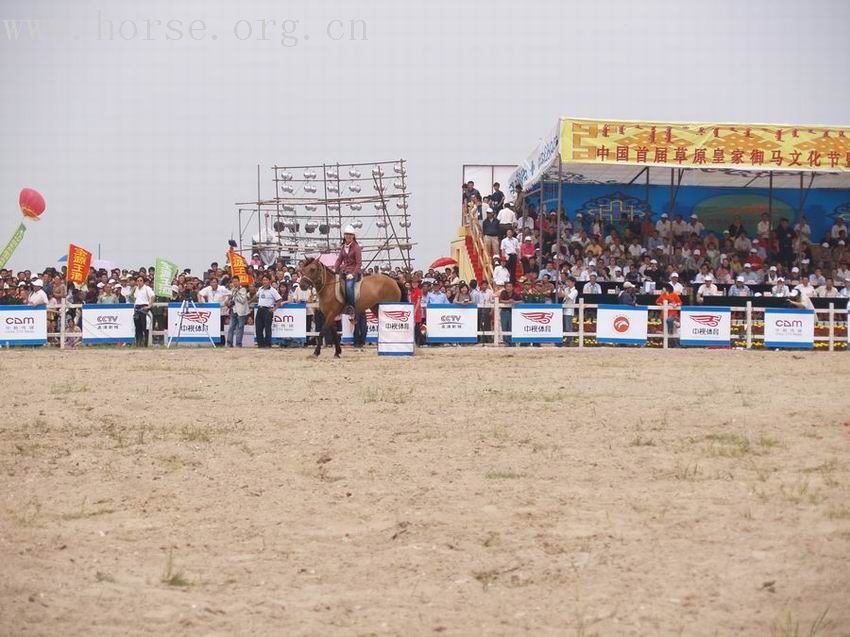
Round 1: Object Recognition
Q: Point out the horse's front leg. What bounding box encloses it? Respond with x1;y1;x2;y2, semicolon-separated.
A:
331;314;342;358
314;323;326;357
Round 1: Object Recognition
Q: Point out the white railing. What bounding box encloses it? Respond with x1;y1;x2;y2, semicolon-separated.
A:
20;299;850;351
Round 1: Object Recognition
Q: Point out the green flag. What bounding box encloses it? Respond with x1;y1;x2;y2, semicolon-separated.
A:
154;257;178;297
0;223;26;269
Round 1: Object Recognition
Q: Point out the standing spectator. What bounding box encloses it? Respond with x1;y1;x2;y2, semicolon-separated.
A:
655;213;672;240
669;272;684;295
498;281;522;347
775;218;794;268
559;276;578;346
409;278;425;346
454;282;472;304
519;235;536;273
199;277;229;345
471;279;493;343
831;216;848;240
132;275;155;347
756;212;771;240
687;214;705;237
252;275;281;348
497;204;516;240
671;214;688;239
227;279;250;347
500;228;520;284
481;209;501;260
64;317;82;348
794;215;812;243
488;183;505;212
98;283;119;304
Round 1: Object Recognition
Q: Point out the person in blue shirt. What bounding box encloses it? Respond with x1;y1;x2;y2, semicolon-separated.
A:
426;284;449;305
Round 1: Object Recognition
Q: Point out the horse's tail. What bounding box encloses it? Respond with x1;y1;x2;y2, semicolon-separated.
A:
396;279;408;302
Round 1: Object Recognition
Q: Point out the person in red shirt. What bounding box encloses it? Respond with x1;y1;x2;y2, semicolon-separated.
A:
655;283;682;346
409;278;425;345
498;281;523;346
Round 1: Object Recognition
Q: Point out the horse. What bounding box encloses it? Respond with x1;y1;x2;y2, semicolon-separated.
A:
298;258;406;357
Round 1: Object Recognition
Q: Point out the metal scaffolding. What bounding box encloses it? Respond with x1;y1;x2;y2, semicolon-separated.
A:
235;159;413;270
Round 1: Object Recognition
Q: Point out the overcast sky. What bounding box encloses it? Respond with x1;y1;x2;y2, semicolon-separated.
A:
1;0;848;272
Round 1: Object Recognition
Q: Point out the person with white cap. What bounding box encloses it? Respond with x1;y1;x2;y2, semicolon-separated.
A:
28;279;49;306
655;213;672;240
617;280;637;306
492;256;510;287
687;214;704;236
334;224;363;315
668;272;684;295
728;275;752;297
771;277;791;297
741;262;761;285
765;265;780;286
696;273;720;304
788;266;801;286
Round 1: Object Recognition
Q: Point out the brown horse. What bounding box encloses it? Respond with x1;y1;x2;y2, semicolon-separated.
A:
299;258;405;357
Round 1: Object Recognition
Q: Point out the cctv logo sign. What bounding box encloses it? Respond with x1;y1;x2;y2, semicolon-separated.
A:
764;308;814;349
0;306;47;346
511;304;563;343
426;304;477;343
596;305;648;345
680;307;731;347
82;304;135;344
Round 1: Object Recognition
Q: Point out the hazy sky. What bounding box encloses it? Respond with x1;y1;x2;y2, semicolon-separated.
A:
1;0;848;272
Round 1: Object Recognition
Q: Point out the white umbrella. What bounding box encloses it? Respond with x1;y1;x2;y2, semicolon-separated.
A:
91;259;118;271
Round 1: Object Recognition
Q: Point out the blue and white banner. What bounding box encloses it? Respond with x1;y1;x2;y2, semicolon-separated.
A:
426;304;478;343
764;308;815;349
378;303;414;356
272;303;307;342
81;304;135;344
0;305;47;346
341;309;378;344
596;305;648;345
680;306;731;347
167;303;221;344
508;122;561;191
511;304;563;343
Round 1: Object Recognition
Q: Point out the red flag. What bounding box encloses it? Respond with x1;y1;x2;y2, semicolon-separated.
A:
66;244;92;285
228;248;253;285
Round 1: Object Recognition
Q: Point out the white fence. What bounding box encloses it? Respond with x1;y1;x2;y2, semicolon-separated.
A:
2;299;848;351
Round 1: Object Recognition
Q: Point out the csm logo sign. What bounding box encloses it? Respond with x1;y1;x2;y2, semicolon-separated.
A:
764;308;814;349
426;304;477;343
0;306;47;346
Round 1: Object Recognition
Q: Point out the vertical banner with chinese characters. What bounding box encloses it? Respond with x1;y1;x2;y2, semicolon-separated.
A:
154;258;178;297
66;244;93;286
0;223;26;269
228;249;253;286
679;307;732;347
560;118;850;172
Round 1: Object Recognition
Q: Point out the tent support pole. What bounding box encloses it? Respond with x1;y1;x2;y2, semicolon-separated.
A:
556;155;563;259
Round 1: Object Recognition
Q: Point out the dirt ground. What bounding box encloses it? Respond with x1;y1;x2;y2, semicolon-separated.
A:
1;347;849;636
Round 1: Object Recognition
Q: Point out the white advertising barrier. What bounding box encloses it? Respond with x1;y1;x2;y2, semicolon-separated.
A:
271;303;307;342
377;303;415;356
680;306;732;347
596;305;648;345
81;304;135;344
341;310;378;344
426;304;478;343
763;308;815;349
511;304;563;343
0;305;47;346
167;303;221;344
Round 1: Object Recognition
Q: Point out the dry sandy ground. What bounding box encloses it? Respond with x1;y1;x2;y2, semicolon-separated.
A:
1;347;849;636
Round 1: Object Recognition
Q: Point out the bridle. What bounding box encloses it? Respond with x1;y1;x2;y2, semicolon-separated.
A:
300;260;327;292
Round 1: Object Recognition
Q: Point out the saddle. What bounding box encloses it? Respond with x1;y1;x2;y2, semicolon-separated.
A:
335;274;362;307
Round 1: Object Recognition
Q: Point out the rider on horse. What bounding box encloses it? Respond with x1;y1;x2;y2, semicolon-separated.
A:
335;224;362;316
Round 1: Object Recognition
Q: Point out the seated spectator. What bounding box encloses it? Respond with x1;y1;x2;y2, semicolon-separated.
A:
582;272;602;295
728;276;752;297
618;281;637;306
492;257;510;287
741;262;762;285
793;275;815;299
669;272;684;294
771;277;791;297
815;278;839;298
655;283;682;344
696;274;720;303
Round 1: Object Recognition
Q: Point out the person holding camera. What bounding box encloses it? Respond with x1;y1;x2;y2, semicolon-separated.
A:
226;278;249;347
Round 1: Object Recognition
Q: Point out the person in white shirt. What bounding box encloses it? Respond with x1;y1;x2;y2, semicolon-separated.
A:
669;272;684;295
794;215;811;242
756;213;771;240
727;276;752;297
560;276;578;345
198;277;230;344
28;280;49;306
130;275;156;346
771;277;791;297
500;228;520;283
831;218;847;240
696;274;720;303
492;257;511;287
788;288;814;310
252;274;282;348
609;266;625;283
687;214;705;236
496;205;516;238
793;276;815;299
809;268;826;287
655;214;672;239
764;266;780;286
582;272;602;295
671;214;688;239
815;278;840;298
741;263;761;285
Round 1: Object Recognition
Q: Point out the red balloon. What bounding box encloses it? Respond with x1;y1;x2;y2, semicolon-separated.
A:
19;188;46;220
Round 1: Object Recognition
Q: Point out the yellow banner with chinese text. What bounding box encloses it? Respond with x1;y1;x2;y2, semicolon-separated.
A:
560;118;850;172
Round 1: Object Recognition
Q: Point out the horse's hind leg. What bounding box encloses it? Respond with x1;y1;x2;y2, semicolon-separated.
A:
333;317;342;358
314;324;326;357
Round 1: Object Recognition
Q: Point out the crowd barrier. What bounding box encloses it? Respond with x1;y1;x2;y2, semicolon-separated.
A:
0;300;847;351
